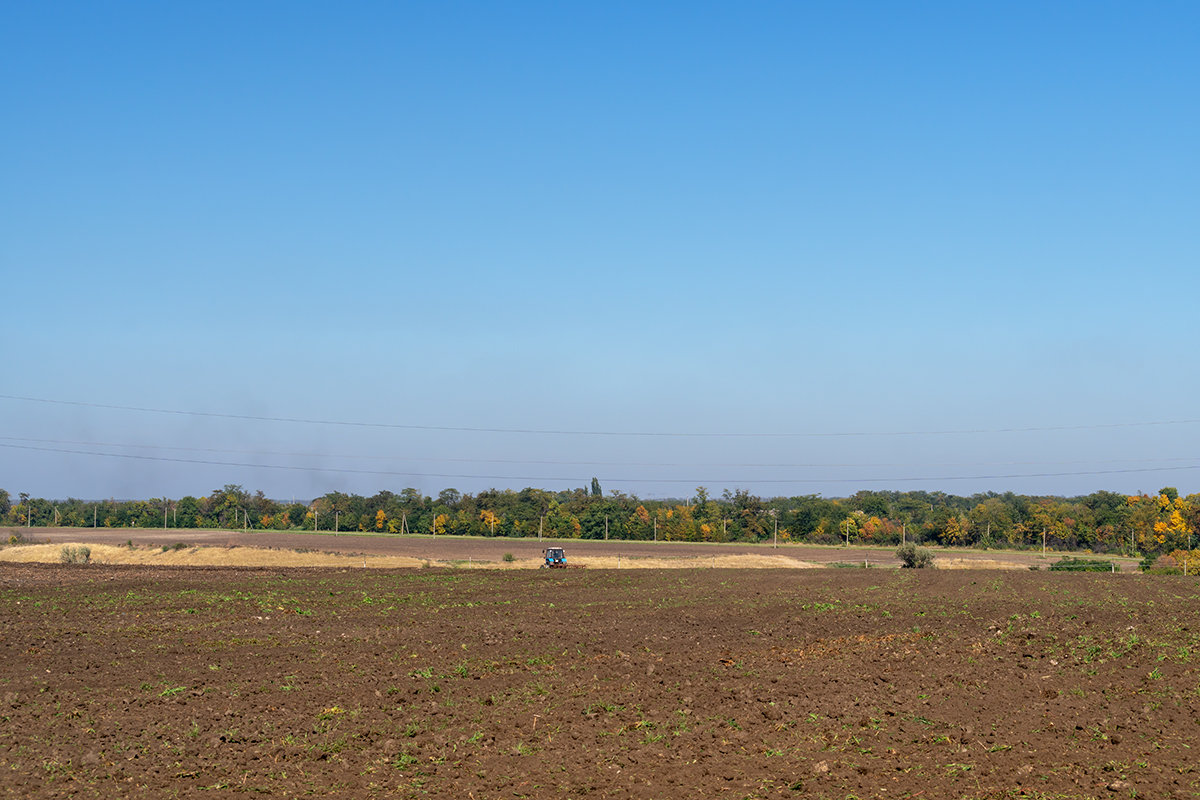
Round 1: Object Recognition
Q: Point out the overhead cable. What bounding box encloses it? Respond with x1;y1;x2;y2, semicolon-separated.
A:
3;442;1198;485
3;393;1199;438
1;435;1196;471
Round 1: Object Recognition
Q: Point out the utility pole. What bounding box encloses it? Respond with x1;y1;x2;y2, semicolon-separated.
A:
163;501;168;531
902;523;906;546
1042;528;1046;556
605;516;609;541
773;516;778;549
335;511;339;533
93;505;97;528
653;516;657;541
538;516;543;542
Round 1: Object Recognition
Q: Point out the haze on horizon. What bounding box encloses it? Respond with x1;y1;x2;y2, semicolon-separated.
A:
2;2;1198;503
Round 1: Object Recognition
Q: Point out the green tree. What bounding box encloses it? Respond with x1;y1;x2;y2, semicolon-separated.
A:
174;496;200;527
209;485;250;528
1127;494;1160;552
968;498;1012;545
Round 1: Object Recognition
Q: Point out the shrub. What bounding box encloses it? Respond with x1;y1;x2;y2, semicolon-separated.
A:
502;552;515;563
1167;549;1200;574
896;543;934;569
1049;557;1115;572
59;545;91;565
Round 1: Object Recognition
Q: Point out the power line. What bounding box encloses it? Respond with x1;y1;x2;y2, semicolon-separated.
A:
3;442;1198;485
4;393;1200;438
2;434;1198;470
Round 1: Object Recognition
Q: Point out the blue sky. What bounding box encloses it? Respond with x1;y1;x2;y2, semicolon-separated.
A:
3;1;1198;501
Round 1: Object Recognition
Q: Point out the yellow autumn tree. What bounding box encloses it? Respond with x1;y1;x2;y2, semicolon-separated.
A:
375;509;387;531
1162;503;1191;548
1168;549;1200;574
941;514;971;546
1128;492;1192;552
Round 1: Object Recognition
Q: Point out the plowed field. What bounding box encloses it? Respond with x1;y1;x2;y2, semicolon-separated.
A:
2;565;1198;799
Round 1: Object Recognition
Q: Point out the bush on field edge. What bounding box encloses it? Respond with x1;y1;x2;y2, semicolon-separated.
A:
59;545;91;565
896;543;934;569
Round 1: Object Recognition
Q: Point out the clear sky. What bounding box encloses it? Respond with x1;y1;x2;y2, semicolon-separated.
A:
2;1;1198;502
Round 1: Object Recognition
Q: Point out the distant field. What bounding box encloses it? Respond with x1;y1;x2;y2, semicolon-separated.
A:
0;526;1143;571
0;542;816;571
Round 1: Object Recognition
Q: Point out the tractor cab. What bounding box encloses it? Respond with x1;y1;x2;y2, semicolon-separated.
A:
542;547;566;569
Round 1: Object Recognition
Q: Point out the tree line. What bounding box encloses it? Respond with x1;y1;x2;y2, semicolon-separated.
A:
0;483;1195;556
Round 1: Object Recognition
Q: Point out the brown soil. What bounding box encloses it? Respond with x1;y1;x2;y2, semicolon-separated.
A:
3;565;1198;798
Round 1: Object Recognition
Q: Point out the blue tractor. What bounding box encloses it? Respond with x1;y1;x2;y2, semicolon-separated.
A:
541;547;567;569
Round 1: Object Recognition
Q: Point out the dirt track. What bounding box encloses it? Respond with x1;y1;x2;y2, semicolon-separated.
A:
2;563;1197;798
4;527;1141;570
